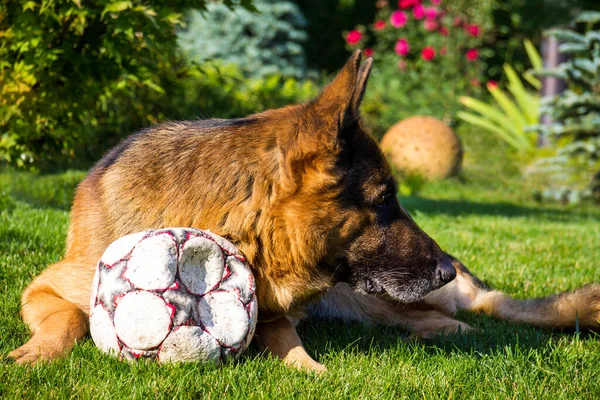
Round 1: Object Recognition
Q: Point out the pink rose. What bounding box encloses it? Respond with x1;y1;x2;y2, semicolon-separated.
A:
346;30;362;45
424;6;440;20
421;46;435;60
394;38;410;56
398;0;418;9
465;24;481;37
439;26;449;36
374;20;386;30
390;10;408;28
424;19;438;31
466;48;478;61
364;48;374;57
398;60;407;71
431;0;441;4
440;46;447;56
413;4;425;19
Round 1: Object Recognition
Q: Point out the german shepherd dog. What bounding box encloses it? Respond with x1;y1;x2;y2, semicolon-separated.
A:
9;51;600;371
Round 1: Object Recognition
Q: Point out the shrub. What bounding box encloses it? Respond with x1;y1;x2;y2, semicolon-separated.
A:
293;0;377;74
161;63;318;121
343;0;489;138
458;40;542;152
0;0;254;170
529;11;600;204
179;0;310;79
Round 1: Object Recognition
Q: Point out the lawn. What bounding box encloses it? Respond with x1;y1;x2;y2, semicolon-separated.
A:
1;129;600;399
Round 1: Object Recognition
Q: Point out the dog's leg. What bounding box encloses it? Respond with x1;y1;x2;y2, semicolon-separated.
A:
425;256;600;330
8;259;94;364
254;316;326;373
310;283;473;339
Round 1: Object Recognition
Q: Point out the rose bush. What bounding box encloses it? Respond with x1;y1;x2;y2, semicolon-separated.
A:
342;0;490;139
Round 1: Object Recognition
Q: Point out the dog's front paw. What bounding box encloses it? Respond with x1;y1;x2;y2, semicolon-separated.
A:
7;336;70;364
282;346;327;374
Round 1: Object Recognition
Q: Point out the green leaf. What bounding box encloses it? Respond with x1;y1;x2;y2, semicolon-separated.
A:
575;11;600;24
524;39;543;71
457;112;526;151
22;1;36;11
504;64;539;125
559;42;589;54
459;96;521;139
142;79;165;94
523;71;542;90
488;84;528;133
546;28;586;44
102;1;132;17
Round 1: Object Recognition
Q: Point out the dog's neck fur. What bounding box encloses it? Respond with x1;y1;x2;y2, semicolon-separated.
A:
202;109;339;316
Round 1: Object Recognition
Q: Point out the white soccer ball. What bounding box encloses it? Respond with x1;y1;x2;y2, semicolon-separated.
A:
89;228;257;363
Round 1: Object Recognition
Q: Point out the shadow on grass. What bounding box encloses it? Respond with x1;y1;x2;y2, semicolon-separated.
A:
401;196;599;221
297;314;595;361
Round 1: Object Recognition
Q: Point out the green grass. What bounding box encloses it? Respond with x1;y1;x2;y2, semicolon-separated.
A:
2;129;600;399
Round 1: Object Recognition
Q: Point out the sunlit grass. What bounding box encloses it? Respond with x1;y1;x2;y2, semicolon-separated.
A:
2;129;599;398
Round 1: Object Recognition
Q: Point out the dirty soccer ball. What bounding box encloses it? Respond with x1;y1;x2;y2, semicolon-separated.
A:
89;228;257;363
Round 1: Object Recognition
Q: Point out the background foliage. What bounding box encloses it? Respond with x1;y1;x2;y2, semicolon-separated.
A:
1;0;304;171
293;0;377;74
528;11;600;203
179;0;310;79
344;0;489;138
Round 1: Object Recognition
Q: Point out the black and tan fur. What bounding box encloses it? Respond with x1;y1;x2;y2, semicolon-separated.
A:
9;51;600;371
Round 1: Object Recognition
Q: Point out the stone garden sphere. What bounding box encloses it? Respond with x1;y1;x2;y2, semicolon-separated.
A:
380;116;463;180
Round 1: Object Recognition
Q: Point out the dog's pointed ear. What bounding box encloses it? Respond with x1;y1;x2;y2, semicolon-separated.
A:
306;50;373;133
352;56;373;115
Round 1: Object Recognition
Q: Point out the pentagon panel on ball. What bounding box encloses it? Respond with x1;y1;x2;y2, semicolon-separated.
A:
381;116;463;180
89;228;257;364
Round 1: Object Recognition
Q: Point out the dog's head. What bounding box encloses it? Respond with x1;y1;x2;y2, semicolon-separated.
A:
276;50;455;303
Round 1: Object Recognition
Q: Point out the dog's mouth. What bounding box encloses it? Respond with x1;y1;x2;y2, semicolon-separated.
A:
357;276;433;302
330;256;456;303
354;264;456;303
362;277;386;295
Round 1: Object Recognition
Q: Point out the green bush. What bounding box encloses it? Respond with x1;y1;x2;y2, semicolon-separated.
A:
487;0;600;80
458;40;542;153
344;0;490;138
0;0;253;170
161;63;318;121
293;0;377;74
179;0;310;79
529;11;600;204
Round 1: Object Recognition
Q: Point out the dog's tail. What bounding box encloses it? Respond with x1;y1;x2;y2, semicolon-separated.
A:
426;256;600;330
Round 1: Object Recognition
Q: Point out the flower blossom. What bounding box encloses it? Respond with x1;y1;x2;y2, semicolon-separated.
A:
413;4;425;19
421;46;435;60
465;24;481;37
390;10;408;28
424;19;438;31
398;0;419;9
374;20;386;30
394;38;410;56
346;30;362;45
424;6;440;20
466;48;478;61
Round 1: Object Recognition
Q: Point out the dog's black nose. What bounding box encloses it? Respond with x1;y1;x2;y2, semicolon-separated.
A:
435;257;456;285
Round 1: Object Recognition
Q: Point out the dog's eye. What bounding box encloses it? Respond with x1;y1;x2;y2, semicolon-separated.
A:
375;194;388;207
